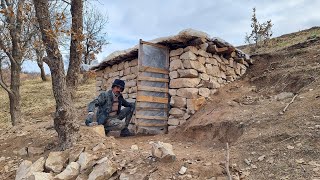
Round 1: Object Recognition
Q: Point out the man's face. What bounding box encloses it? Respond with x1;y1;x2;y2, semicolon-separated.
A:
112;86;122;95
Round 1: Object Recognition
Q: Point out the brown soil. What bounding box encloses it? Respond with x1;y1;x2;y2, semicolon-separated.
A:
1;28;320;180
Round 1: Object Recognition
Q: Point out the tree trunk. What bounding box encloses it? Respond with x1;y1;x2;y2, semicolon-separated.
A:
33;0;79;150
66;0;83;92
9;62;22;126
37;58;47;81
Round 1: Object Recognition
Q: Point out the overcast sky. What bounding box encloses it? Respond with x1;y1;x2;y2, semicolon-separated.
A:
22;0;320;72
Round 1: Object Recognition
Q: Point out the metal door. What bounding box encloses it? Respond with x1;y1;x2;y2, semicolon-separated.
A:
135;40;169;134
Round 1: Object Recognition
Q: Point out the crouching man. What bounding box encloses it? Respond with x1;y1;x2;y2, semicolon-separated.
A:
85;79;135;137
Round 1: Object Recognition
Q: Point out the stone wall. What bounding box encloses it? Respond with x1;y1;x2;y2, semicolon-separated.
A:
167;44;249;131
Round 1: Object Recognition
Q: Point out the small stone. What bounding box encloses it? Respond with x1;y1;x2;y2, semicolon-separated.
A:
88;158;117;180
250;164;257;169
180;51;197;60
77;152;98;172
258;155;266;161
178;166;187;175
131;145;139;151
295;159;305;164
17;147;28;156
244;159;251;166
204;162;212;166
92;143;106;151
287;145;294;150
266;157;274;164
150;141;176;163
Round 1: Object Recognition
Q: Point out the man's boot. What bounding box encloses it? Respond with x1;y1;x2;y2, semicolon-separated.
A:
120;128;134;137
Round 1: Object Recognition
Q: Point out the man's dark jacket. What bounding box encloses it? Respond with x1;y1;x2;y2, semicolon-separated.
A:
86;90;133;125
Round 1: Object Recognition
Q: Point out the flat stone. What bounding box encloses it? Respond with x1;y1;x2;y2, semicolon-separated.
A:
170;48;184;57
88;158;117;180
169;108;185;118
168;118;180;126
45;152;68;173
170;59;184;71
177;88;198;98
180;51;197;60
170;78;200;88
170;96;187;108
92;143;106;151
179;166;187;175
169;71;179;79
150;141;176;163
197;49;209;57
54;162;80;180
198;57;206;64
28;172;53;180
129;59;138;67
178;69;198;78
169;89;177;96
15;160;32;180
205;64;220;77
77;152;98;172
183;46;198;54
200;43;208;50
205;58;218;66
199;88;210;97
199;73;210;81
183;60;206;73
69;147;84;163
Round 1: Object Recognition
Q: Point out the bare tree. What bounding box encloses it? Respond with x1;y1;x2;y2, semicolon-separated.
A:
0;0;37;125
83;6;108;65
245;7;273;50
33;0;83;149
33;33;47;81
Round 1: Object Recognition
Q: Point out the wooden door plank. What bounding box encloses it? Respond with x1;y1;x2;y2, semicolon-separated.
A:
136;115;167;120
137;76;169;83
138;86;168;93
136;95;168;104
139;66;169;74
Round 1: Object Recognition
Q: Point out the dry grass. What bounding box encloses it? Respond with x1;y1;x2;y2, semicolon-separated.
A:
0;77;96;127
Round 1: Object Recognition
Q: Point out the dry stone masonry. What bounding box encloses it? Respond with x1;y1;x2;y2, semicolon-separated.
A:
92;29;251;133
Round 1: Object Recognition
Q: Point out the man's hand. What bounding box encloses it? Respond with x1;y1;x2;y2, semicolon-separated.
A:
88;112;94;115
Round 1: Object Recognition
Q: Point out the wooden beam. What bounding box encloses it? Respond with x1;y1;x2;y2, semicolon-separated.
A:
139;66;169;74
137;76;169;83
136;107;169;111
136;115;167;120
136;122;168;127
136;95;169;104
140;40;168;49
138;86;168;93
187;37;206;46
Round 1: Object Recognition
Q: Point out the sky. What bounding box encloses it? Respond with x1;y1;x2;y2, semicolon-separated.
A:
22;0;320;73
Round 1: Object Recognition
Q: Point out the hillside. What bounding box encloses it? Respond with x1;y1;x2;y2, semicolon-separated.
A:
0;27;320;180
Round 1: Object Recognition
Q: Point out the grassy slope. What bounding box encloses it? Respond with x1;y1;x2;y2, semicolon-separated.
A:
0;78;96;126
239;26;320;54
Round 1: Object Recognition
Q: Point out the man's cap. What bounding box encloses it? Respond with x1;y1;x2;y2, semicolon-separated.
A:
112;79;125;89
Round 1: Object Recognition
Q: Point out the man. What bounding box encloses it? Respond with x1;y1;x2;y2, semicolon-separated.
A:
85;79;135;137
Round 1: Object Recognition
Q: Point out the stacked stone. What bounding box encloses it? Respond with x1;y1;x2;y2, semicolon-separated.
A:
167;43;249;130
95;59;138;103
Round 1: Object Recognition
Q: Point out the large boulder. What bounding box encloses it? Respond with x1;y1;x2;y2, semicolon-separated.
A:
45;152;69;173
88;157;117;180
54;162;80;180
150;141;176;163
170;78;200;88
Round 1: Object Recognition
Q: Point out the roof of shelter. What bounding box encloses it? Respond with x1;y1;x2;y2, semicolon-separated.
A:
91;29;249;71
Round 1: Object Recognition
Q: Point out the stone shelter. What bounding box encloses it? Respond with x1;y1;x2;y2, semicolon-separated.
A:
91;29;251;134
